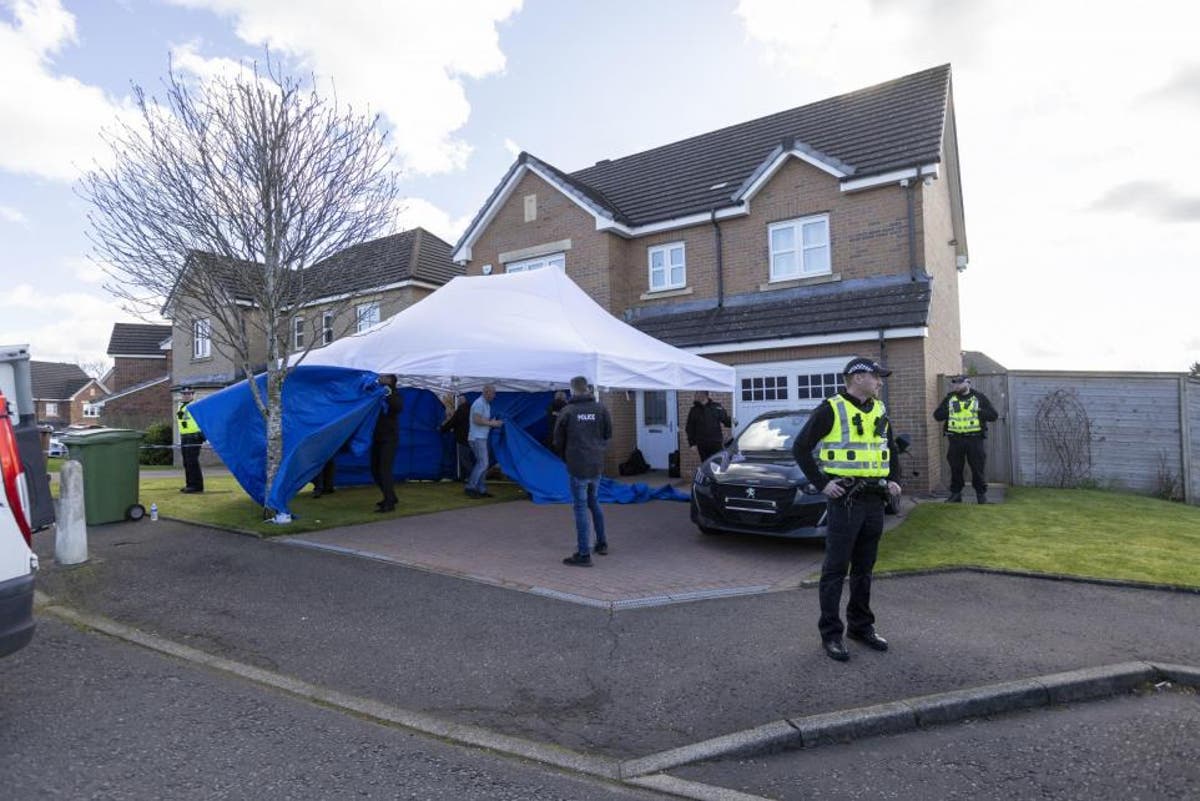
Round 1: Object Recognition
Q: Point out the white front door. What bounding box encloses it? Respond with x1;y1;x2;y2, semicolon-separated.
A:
636;390;677;469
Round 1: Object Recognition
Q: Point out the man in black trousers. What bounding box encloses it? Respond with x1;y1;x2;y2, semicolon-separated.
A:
932;375;999;503
371;374;403;512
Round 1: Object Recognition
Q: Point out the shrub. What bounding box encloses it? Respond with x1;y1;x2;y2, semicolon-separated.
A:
141;421;174;466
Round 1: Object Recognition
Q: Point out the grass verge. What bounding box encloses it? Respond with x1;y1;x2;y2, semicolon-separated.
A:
138;475;527;536
878;486;1200;588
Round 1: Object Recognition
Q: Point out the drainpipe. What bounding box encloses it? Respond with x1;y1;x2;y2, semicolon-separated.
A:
878;328;890;407
902;166;921;282
711;208;725;308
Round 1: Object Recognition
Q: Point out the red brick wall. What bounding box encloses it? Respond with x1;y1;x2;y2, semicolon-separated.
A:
101;383;172;432
110;356;169;392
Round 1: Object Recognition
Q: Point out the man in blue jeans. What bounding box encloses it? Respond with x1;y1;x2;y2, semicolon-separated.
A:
553;376;613;567
466;384;502;498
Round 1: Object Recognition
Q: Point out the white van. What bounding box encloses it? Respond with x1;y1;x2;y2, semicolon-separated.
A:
0;389;37;658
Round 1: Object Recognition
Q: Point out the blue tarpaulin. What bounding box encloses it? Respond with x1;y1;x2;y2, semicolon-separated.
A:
493;421;688;504
188;366;686;513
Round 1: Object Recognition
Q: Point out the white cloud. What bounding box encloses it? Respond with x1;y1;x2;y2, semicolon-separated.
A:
737;0;1200;372
168;0;523;175
65;255;105;284
0;283;149;365
503;137;521;159
0;204;29;224
0;0;136;181
393;196;472;245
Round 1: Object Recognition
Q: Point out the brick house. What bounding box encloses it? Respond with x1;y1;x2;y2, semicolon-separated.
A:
97;323;173;431
452;65;968;492
30;361;107;429
169;226;461;405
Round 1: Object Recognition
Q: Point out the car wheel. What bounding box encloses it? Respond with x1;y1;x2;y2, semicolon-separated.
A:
126;504;146;521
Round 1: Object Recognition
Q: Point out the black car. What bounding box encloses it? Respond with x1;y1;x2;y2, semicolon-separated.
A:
690;410;828;539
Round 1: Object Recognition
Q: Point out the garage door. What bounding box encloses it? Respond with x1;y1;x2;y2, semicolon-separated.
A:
733;357;848;429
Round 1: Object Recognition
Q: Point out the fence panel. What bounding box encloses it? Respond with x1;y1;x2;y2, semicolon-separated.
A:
1009;372;1187;497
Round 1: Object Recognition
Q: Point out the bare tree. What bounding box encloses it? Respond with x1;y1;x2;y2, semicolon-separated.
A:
80;55;399;512
75;358;111;381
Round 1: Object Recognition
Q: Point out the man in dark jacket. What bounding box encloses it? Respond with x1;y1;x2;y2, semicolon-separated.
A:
372;374;403;512
554;376;613;567
440;394;474;481
932;375;999;503
685;391;732;462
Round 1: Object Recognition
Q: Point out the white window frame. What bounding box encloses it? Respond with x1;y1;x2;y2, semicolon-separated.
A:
647;242;687;292
45;402;59;417
83;403;102;418
293;316;305;349
356;302;381;333
322;311;334;345
768;214;831;282
193;318;212;359
505;252;565;273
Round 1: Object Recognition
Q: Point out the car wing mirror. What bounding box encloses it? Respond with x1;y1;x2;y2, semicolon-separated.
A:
895;434;911;455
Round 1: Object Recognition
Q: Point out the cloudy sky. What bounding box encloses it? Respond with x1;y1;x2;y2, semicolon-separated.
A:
1;0;1196;374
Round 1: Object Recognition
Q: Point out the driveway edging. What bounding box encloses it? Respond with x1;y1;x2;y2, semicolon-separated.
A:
620;660;1190;777
800;565;1200;594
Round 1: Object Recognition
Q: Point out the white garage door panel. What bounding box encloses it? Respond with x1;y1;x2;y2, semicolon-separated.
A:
734;357;848;429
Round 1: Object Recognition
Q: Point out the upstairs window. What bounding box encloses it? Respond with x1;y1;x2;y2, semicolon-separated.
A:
506;252;565;273
648;243;686;292
45;402;59;417
83;403;102;418
356;302;381;333
293;316;305;349
769;214;831;281
193;318;212;359
322;311;335;345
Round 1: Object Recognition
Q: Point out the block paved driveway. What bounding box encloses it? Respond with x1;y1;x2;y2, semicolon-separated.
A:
282;486;873;607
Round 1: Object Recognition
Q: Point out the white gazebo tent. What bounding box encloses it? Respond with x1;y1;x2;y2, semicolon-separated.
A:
303;268;735;393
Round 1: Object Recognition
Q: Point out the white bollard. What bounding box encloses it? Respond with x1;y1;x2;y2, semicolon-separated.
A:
55;460;88;566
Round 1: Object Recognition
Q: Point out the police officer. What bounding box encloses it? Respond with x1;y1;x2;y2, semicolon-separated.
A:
793;357;902;662
932;375;999;504
176;386;205;493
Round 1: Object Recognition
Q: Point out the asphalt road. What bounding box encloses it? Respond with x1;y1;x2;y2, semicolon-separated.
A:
0;619;664;801
674;690;1200;800
32;520;1200;760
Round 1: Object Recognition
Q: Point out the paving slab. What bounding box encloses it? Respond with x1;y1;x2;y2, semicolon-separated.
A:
283;496;830;606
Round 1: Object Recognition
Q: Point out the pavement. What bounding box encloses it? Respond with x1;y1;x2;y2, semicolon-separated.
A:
23;483;1199;799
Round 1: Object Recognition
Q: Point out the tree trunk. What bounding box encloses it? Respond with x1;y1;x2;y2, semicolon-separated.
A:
264;365;285;510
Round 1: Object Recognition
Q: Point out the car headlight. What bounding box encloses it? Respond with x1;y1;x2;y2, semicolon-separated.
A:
694;466;713;486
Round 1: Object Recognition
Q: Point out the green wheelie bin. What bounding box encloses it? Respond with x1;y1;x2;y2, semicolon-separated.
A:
61;428;146;524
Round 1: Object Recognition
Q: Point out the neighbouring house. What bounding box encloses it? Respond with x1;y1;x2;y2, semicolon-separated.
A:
30;361;107;429
452;64;969;492
962;350;1007;376
166;227;461;455
97;323;174;431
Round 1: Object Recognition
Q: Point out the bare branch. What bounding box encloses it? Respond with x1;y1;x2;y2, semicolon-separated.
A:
79;52;400;507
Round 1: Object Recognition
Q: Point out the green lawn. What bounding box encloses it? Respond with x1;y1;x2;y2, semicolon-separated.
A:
140;475;527;536
879;486;1200;588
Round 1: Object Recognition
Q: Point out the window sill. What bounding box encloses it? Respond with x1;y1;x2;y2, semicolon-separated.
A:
759;272;840;292
640;286;694;301
190;356;213;364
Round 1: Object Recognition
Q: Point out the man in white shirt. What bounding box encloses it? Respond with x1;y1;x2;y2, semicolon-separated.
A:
466;384;502;498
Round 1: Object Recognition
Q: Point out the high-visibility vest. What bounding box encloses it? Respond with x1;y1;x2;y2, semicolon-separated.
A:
817;395;891;478
946;395;982;434
177;402;202;436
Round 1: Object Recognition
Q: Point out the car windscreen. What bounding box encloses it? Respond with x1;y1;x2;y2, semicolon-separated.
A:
736;414;809;454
